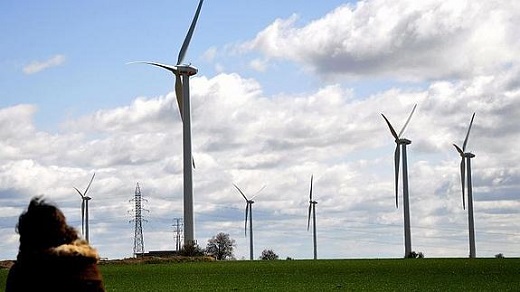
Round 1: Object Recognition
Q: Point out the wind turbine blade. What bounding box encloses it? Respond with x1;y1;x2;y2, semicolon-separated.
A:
309;175;314;201
462;112;476;151
177;0;204;65
234;184;248;201
381;114;399;140
192;156;196;169
244;203;249;237
398;104;417;138
307;204;312;231
460;157;466;210
175;73;183;120
453;144;464;155
129;61;178;73
84;173;96;196
74;187;84;198
251;185;266;200
394;144;400;208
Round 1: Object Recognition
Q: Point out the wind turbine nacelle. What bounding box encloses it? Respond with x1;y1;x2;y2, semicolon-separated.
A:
176;65;198;76
397;138;411;145
463;152;476;158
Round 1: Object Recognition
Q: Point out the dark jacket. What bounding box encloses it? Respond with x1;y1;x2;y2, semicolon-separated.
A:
6;239;105;292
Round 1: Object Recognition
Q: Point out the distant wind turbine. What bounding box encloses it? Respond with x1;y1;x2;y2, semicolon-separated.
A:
234;184;265;260
130;0;204;246
74;172;96;243
381;104;417;258
307;175;318;260
453;112;477;258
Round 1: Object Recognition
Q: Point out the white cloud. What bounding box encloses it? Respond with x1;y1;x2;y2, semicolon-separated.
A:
1;67;519;259
249;58;268;72
65;95;177;134
0;104;37;140
23;54;66;75
241;0;520;81
202;46;217;63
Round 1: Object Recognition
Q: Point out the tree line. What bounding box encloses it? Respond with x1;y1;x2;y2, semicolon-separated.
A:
180;232;279;260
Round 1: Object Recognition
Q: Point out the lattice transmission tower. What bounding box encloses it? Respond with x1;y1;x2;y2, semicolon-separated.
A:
130;182;148;257
173;218;183;251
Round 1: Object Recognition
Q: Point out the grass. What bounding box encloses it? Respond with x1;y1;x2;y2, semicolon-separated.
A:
1;258;519;291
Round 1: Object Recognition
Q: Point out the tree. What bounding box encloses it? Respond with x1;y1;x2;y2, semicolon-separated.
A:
259;249;279;260
205;232;236;260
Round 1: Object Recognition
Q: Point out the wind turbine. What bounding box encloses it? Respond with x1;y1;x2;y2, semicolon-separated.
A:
381;104;417;258
234;184;265;260
307;175;318;260
453;112;477;258
130;0;204;246
74;173;96;243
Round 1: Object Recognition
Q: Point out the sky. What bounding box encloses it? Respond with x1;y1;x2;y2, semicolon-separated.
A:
1;0;519;260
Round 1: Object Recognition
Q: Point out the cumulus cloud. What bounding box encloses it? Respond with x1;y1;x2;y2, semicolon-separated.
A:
0;104;37;140
1;68;519;259
241;0;520;81
65;95;177;134
23;54;66;75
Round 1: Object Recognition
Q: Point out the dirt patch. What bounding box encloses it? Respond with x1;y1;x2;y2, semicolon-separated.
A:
0;260;14;270
99;256;215;265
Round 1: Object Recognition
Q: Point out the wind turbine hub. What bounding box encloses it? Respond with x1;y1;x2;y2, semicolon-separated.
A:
397;138;411;145
176;65;198;76
463;152;475;158
84;196;92;201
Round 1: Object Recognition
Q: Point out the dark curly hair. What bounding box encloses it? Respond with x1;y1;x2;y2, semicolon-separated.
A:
16;197;78;255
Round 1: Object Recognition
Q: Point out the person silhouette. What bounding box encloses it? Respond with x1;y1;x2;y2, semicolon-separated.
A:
5;196;105;291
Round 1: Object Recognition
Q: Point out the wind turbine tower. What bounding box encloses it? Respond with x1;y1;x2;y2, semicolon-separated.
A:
453;113;477;258
381;104;417;258
307;175;318;260
74;172;96;243
131;0;204;246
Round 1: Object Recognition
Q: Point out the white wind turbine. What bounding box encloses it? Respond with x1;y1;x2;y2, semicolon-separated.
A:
74;173;96;243
234;184;265;260
130;0;204;245
453;112;477;258
381;104;417;258
307;175;318;260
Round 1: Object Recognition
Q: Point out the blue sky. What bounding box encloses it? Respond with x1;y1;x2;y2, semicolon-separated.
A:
1;0;519;261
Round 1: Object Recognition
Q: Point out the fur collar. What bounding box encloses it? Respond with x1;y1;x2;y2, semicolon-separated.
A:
49;240;100;261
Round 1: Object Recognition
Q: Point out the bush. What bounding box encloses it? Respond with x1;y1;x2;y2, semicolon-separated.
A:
495;253;505;258
259;249;279;260
180;241;204;257
406;251;424;259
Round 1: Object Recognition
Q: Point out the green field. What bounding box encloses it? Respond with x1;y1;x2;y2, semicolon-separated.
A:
1;258;519;291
